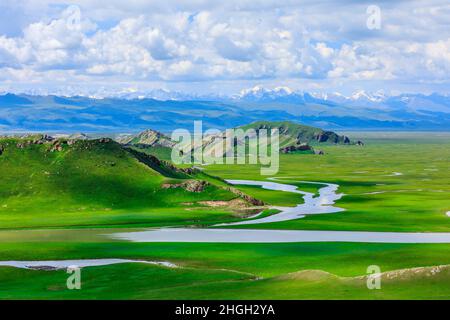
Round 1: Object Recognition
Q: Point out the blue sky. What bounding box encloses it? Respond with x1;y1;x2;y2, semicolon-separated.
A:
0;0;449;96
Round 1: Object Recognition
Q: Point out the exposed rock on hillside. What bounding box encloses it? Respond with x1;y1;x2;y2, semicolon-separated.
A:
357;264;450;281
118;129;175;148
315;131;350;144
197;198;266;217
98;138;112;143
49;141;64;152
162;180;209;192
15;134;56;149
126;147;197;179
224;186;265;206
280;143;312;154
240;121;352;145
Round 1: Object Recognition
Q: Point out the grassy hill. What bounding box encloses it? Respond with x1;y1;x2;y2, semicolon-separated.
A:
188;120;355;158
117;129;175;161
238;121;351;147
113;121;356;163
116;129;175;148
0;136;249;229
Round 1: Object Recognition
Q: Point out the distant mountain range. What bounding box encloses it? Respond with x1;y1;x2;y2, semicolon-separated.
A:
234;86;450;113
1;87;449;133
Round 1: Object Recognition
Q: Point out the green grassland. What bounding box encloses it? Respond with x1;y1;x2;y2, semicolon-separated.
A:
128;145;173;162
205;132;450;232
0;132;449;299
0;138;246;229
1;238;450;299
3;263;450;299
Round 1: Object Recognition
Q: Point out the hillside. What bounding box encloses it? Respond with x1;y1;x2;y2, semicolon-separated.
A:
238;121;352;146
116;129;175;148
0;135;253;229
180;121;356;159
123;121;357;162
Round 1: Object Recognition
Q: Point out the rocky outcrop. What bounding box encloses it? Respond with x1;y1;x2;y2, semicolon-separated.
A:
315;132;329;143
197;198;265;217
280;143;312;154
49;140;64;152
224;186;265;206
120;129;175;148
357;264;450;282
16;134;55;149
315;131;351;144
98;138;112;144
126;147;198;178
162;180;209;192
11;134;118;152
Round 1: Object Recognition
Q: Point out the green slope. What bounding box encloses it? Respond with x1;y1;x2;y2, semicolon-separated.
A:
0;137;242;229
238;120;351;147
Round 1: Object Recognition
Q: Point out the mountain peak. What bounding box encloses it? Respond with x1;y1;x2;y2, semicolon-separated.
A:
350;90;386;102
118;129;175;148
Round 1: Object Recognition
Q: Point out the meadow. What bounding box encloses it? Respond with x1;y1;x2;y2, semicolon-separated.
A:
0;132;449;299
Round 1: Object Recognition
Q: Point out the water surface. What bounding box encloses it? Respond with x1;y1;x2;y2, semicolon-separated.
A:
112;228;450;243
0;259;177;270
109;179;450;244
217;179;344;226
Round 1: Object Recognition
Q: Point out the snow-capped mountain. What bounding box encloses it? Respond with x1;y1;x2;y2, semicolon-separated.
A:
237;86;293;99
231;86;450;113
234;86;390;105
1;89;449;132
235;86;326;104
349;90;387;103
227;86;450;127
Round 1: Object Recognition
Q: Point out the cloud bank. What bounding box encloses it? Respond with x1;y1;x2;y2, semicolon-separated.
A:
0;0;449;95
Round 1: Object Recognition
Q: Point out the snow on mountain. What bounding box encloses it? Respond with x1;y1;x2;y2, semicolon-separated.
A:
2;84;449;115
231;86;450;115
235;86;390;105
349;90;387;103
237;86;294;100
1;90;449;132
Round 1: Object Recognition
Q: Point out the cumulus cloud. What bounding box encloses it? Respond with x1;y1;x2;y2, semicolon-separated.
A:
0;0;449;94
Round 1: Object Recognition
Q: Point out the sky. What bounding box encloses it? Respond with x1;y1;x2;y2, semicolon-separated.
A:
0;0;449;96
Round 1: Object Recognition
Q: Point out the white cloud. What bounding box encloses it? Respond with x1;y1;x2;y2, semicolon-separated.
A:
0;1;449;94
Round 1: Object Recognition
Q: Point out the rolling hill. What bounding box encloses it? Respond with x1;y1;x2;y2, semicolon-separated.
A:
118;121;356;163
0;135;254;229
238;121;352;146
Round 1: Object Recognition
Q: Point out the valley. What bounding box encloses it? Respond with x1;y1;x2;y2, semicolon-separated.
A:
0;124;449;299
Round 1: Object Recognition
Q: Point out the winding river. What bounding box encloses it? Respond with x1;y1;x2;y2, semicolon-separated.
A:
217;179;344;225
3;179;450;270
110;179;450;244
